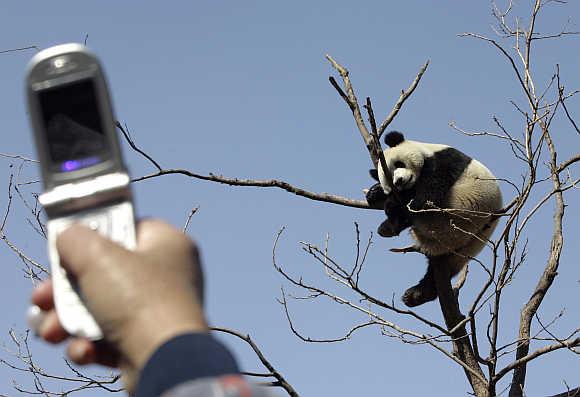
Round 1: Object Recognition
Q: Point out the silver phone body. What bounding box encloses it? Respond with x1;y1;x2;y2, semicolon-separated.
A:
26;43;136;340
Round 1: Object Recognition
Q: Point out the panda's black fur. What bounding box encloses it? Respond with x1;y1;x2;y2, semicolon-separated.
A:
366;131;502;307
408;147;472;210
384;130;405;147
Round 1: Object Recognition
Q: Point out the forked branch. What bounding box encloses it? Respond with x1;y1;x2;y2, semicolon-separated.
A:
326;54;429;167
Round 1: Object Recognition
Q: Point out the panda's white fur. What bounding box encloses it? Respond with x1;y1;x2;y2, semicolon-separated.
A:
376;132;502;306
378;141;449;197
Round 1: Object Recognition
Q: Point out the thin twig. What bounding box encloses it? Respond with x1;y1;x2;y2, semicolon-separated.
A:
182;206;199;233
0;153;38;162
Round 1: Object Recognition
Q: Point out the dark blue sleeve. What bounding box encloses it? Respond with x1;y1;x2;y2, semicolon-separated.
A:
135;333;240;397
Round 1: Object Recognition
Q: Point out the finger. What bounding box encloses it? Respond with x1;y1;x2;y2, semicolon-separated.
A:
135;219;204;302
67;338;120;367
67;338;95;365
135;218;194;253
136;219;201;270
39;310;68;343
31;279;54;311
56;224;130;278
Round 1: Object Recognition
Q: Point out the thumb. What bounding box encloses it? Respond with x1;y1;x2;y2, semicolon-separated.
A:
56;224;128;279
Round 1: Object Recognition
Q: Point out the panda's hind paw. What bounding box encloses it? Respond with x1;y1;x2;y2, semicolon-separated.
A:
402;284;437;307
378;223;402;238
378;219;410;238
390;244;420;254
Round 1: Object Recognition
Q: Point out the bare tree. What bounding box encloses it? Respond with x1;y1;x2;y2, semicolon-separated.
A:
1;1;578;396
271;2;579;396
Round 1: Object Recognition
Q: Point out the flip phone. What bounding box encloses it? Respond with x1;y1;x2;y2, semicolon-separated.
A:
26;43;136;340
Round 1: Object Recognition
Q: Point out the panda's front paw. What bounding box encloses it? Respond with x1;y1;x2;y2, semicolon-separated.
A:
366;183;387;209
401;283;437;307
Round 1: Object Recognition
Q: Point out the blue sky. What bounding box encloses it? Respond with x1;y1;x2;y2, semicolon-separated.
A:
0;1;578;396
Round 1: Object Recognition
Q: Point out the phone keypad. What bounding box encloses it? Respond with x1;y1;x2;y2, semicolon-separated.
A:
47;201;135;339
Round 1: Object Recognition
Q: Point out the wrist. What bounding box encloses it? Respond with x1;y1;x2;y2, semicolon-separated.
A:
119;302;209;374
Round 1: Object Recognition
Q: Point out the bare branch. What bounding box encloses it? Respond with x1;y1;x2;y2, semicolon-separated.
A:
558;154;580;173
211;327;299;397
496;337;579;382
326;55;429;167
116;121;163;171
459;32;536;108
276;228;451;335
1;329;122;395
133;168;370;209
535;312;578;354
509;128;565;395
0;46;39;55
547;386;580;397
1;174;14;233
279;285;489;385
325;54;375;165
123;56;430;211
279;293;378;343
271;228;498;387
328;76;352;111
556;65;580;134
449;120;526;160
1;235;48;276
530;28;580;41
0;153;38;162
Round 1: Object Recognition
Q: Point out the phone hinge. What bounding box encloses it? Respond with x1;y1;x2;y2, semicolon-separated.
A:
40;172;131;217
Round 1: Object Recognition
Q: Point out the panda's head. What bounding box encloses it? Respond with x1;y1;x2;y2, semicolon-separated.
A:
377;131;428;192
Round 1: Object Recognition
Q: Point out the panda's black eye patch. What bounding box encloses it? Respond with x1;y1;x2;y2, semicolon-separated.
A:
394;161;405;169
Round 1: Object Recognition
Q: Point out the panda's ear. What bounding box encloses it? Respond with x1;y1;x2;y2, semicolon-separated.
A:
384;131;405;147
369;169;379;181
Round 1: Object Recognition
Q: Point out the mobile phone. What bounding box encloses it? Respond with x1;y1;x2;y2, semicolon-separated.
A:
26;43;136;340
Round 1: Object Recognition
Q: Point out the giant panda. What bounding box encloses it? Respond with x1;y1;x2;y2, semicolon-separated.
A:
366;131;502;307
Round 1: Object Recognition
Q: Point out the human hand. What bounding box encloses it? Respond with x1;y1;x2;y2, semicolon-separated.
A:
31;219;208;393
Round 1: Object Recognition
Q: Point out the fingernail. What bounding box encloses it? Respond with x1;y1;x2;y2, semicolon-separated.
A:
27;305;45;336
72;343;86;360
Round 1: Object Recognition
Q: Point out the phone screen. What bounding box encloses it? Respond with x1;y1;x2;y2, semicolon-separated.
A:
39;79;109;172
